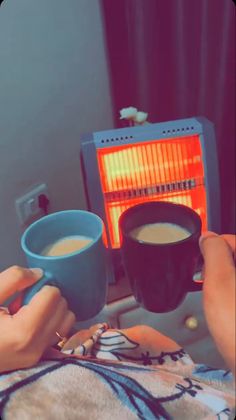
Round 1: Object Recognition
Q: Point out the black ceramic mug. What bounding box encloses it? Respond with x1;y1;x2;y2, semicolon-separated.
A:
119;201;202;313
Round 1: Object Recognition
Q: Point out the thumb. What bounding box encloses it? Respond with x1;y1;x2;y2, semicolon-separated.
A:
0;266;43;304
199;232;235;290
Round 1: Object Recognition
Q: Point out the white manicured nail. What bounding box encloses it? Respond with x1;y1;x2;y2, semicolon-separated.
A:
30;268;44;278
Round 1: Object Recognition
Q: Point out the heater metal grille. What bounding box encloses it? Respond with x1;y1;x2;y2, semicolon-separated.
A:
97;135;207;248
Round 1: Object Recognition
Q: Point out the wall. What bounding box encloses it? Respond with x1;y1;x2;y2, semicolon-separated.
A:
0;0;113;270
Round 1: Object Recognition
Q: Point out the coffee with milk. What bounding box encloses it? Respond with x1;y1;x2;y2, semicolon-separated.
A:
42;235;92;257
130;222;190;244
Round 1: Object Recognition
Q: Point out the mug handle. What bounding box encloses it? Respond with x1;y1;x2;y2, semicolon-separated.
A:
188;252;204;292
22;271;56;305
188;278;203;292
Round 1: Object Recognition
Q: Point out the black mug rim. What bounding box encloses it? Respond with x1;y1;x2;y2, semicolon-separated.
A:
119;201;202;247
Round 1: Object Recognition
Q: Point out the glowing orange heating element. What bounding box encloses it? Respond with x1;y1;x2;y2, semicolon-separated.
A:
97;135;207;248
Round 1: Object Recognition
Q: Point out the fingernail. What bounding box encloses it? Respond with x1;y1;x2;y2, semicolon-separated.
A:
30;268;44;278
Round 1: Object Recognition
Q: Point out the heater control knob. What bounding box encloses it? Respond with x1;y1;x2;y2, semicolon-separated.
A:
184;315;199;330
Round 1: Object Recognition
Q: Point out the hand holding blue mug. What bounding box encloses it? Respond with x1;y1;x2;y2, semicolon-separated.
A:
21;210;108;320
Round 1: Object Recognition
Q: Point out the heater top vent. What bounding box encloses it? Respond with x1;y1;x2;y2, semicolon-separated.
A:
162;125;195;134
99;125;196;145
99;124;196;144
91;117;205;148
100;135;134;144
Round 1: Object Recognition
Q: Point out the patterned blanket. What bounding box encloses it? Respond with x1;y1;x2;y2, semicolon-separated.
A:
0;324;235;419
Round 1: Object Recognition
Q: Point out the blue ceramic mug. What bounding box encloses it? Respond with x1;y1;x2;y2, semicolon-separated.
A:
21;210;108;320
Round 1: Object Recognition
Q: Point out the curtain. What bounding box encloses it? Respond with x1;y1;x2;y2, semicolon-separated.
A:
100;0;235;233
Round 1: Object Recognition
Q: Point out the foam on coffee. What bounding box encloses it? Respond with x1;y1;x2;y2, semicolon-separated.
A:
130;222;190;244
41;235;92;256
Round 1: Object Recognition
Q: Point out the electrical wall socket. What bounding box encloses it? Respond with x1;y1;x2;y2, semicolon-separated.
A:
15;183;48;225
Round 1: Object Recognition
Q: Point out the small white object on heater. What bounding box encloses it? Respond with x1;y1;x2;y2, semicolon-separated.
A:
134;111;148;124
119;106;138;120
119;107;149;125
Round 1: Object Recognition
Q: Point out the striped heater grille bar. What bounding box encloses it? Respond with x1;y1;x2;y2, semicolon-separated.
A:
97;135;207;248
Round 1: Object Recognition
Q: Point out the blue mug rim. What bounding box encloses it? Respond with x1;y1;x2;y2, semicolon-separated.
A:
21;209;104;260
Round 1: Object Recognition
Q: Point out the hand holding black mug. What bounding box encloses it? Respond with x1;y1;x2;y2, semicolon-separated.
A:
119;201;202;313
